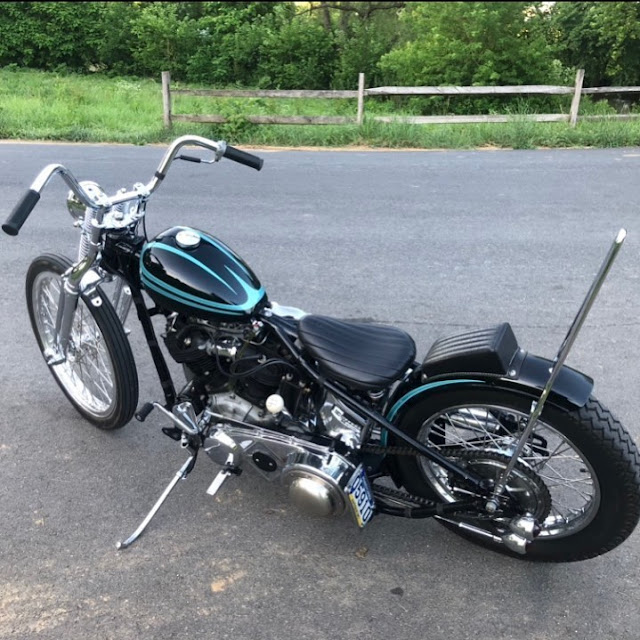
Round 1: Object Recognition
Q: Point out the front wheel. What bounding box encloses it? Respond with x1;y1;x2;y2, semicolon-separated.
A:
391;385;640;561
26;254;139;430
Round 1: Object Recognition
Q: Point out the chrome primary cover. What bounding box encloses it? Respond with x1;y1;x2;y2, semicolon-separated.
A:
282;451;355;517
202;419;357;519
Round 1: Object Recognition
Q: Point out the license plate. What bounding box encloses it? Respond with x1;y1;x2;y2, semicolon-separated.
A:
345;464;376;528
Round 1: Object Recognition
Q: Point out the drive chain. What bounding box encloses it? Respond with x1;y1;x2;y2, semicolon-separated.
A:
363;444;436;507
371;483;436;508
362;444;421;457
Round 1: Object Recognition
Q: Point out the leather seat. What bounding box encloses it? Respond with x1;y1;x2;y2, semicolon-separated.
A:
297;315;416;390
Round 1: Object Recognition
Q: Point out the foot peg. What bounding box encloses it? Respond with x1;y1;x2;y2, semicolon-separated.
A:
162;426;183;441
206;454;242;497
135;402;155;422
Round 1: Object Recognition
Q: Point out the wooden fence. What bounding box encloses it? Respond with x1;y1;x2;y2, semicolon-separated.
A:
161;69;640;129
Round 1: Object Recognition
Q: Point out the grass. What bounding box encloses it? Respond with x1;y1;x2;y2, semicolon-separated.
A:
1;67;640;149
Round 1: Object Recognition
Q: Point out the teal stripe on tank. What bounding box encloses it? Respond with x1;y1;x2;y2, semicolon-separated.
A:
172;227;252;279
141;274;244;316
145;242;238;295
140;267;246;315
199;233;252;278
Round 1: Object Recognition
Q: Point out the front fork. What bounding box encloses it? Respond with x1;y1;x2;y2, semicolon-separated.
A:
45;256;94;365
45;221;133;365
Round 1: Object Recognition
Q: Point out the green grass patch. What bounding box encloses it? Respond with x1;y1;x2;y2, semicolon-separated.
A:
0;68;639;149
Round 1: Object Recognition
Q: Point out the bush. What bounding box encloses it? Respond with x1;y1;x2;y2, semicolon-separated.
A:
256;19;337;89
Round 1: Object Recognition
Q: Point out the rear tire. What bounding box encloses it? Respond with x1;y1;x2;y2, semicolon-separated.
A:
392;384;640;561
26;253;139;430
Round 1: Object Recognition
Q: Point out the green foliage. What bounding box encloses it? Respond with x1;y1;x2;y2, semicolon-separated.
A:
95;2;141;76
319;3;407;89
378;2;560;86
0;2;107;71
128;3;198;79
184;2;289;86
541;2;640;86
257;17;337;89
0;0;638;121
375;2;575;115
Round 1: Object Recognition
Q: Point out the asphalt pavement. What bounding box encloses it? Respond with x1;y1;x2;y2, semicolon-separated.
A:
0;142;639;639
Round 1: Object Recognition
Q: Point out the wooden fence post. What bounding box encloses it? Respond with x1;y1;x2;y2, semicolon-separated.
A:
357;73;365;126
162;71;172;129
569;68;585;127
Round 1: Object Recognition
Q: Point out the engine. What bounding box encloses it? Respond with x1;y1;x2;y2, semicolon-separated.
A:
163;315;299;412
163;315;373;523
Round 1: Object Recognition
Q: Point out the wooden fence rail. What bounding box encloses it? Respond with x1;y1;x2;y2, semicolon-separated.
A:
161;70;640;129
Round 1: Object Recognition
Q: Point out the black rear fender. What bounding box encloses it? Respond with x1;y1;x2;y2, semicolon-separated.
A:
385;323;594;424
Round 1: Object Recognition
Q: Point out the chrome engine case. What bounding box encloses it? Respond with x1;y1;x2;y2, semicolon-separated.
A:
202;413;358;519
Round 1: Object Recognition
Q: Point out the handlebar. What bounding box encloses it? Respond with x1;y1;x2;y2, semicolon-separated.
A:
2;135;264;236
2;189;40;236
223;145;264;171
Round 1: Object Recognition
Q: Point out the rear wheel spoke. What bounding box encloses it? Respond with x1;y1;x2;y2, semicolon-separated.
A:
416;402;601;540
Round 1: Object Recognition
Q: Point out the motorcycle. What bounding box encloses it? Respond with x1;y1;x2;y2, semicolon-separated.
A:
3;134;640;561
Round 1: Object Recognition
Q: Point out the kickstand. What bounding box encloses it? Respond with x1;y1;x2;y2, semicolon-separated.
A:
116;454;197;550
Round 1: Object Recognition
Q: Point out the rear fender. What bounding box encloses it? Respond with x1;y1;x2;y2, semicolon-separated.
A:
385;350;594;425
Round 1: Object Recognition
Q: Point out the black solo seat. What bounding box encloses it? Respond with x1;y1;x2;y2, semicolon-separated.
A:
297;315;416;391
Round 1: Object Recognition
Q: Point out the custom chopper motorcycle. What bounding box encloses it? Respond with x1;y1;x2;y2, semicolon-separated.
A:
3;135;640;561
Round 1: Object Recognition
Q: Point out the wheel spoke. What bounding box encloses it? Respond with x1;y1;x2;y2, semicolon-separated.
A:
32;270;117;417
416;402;600;540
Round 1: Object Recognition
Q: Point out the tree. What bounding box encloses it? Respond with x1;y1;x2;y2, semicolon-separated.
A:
543;2;640;86
301;2;407;88
0;2;107;71
257;12;337;89
128;3;198;79
378;2;560;87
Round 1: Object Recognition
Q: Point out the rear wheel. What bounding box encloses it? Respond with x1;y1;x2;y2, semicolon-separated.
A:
26;254;138;430
392;384;640;561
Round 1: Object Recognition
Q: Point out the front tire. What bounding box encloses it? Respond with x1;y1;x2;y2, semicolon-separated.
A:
26;254;139;430
392;384;640;561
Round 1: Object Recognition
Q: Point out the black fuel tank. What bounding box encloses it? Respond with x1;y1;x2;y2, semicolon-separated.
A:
140;226;267;321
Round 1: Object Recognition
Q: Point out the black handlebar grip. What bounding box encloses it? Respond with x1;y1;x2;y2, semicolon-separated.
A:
2;189;41;236
223;145;264;171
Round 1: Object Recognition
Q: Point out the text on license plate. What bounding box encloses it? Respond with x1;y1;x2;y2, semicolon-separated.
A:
346;464;376;528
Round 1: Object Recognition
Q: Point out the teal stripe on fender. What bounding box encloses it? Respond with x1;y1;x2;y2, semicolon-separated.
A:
386;379;485;422
381;379;485;446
